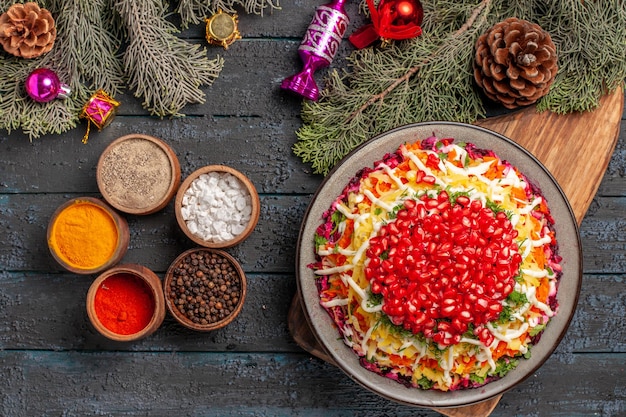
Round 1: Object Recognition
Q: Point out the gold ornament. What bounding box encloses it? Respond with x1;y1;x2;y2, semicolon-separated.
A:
0;2;56;58
474;17;558;109
205;9;241;49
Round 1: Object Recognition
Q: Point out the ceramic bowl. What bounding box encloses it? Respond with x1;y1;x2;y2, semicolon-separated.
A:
86;264;166;342
174;165;260;248
163;248;247;331
47;197;130;275
97;134;181;215
296;122;582;408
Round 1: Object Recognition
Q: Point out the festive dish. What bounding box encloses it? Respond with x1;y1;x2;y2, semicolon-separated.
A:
296;122;581;407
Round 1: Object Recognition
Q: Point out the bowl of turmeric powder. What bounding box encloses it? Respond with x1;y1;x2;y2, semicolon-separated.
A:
86;263;166;342
47;197;130;274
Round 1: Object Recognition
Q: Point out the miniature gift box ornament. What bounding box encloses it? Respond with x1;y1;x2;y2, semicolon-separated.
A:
281;0;350;101
24;68;70;103
80;89;120;143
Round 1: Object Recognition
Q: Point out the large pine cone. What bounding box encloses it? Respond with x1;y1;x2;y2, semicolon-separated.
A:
474;17;557;109
0;2;56;59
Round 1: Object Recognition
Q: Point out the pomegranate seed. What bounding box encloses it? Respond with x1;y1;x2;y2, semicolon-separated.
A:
441;305;457;316
458;310;472;322
364;192;522;346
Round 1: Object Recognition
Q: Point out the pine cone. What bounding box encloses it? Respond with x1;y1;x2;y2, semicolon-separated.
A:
0;2;56;59
474;17;557;109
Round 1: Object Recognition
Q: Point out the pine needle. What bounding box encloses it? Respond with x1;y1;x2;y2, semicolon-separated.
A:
0;0;273;139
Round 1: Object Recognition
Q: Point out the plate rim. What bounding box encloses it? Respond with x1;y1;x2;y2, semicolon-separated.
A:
295;121;582;408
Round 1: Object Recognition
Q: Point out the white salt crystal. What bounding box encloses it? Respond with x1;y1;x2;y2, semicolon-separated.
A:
181;171;254;243
235;196;247;211
181;206;191;221
220;230;234;241
231;223;246;235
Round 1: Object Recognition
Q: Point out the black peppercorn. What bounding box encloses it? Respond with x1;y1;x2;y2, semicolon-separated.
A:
167;250;242;326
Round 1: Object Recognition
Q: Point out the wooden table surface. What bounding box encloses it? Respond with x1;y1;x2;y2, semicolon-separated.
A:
1;2;624;416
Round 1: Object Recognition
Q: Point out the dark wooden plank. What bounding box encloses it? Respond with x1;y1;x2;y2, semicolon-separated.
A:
0;350;622;417
0;270;622;353
177;0;365;40
579;196;626;274
0;272;297;352
0;115;322;195
2;192;625;274
0;194;311;273
597;118;626;197
560;274;626;353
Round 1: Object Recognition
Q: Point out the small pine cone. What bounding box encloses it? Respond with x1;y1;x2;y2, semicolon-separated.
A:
0;2;56;59
474;17;557;109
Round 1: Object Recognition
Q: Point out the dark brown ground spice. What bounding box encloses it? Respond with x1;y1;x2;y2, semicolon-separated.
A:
167;250;241;325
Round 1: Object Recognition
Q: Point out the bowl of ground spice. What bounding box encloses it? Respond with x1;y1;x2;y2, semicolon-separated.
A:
174;165;260;248
97;134;181;215
164;248;247;331
86;264;166;342
47;197;130;274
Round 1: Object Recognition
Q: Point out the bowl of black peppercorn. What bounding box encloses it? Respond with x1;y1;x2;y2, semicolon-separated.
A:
164;248;247;331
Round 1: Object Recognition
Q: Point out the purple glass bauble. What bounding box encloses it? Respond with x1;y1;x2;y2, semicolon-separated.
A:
24;68;70;103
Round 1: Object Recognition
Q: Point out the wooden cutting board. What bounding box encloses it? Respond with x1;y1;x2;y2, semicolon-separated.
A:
288;87;624;417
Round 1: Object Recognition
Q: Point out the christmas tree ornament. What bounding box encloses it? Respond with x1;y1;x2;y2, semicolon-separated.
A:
281;0;350;101
80;90;120;143
474;17;558;109
24;68;70;103
349;0;423;49
204;9;241;49
0;2;56;58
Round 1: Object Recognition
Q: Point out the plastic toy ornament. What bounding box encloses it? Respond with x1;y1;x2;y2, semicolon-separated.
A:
24;68;70;103
349;0;423;49
281;0;350;101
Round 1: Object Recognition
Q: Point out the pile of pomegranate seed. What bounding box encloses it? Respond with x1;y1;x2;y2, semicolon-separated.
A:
364;190;523;346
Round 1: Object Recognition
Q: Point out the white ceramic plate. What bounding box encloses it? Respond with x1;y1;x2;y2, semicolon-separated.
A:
296;122;582;408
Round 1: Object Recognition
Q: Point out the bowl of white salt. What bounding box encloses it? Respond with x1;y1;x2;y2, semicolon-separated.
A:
174;165;260;248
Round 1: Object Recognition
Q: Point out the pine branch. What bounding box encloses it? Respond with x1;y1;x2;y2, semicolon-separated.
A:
44;0;125;98
536;0;626;113
114;0;224;117
0;0;124;139
293;1;497;175
347;0;492;122
293;0;626;175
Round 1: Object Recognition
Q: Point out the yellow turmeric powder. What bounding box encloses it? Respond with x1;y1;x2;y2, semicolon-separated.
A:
49;200;119;269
